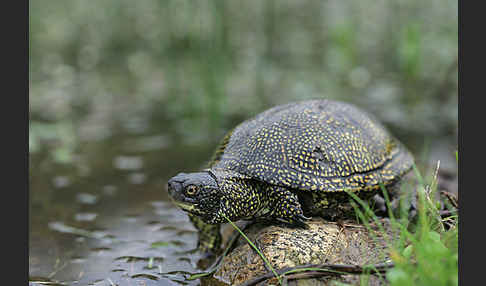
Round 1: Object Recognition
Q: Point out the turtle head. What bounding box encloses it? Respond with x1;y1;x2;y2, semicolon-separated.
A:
167;170;222;223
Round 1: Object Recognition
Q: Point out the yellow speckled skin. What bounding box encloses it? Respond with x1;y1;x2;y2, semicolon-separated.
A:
168;99;413;253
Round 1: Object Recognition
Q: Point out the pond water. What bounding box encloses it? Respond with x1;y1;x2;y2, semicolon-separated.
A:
29;126;225;285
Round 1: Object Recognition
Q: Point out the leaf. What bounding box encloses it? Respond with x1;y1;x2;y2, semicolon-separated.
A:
427;231;441;243
150;241;170;248
386;268;410;285
402;245;414;259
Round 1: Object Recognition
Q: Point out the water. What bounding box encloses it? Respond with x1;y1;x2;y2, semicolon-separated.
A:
29;129;218;286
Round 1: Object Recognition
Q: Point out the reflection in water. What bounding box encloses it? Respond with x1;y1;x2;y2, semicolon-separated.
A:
75;193;99;205
74;213;98;222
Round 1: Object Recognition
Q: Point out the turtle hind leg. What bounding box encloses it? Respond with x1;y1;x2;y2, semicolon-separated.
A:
309;192;359;221
266;186;310;229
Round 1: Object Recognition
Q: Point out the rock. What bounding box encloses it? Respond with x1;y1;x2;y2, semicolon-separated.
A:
212;218;394;286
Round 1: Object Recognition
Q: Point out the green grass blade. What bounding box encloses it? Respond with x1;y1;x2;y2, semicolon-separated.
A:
222;214;282;285
346;190;389;243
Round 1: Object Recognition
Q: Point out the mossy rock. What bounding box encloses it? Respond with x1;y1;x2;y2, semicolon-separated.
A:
212;218;394;286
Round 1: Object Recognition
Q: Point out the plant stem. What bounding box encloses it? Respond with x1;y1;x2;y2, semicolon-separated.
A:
222;214;282;285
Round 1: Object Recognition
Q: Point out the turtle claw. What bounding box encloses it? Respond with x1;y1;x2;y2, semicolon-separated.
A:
277;214;310;229
293;214;311;229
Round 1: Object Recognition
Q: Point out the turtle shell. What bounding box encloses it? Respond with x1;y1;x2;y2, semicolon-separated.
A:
210;99;413;192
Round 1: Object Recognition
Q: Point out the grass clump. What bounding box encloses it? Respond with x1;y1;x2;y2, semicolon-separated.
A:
348;162;458;286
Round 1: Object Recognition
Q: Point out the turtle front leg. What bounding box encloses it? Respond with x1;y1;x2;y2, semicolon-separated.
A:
266;186;310;229
188;214;222;256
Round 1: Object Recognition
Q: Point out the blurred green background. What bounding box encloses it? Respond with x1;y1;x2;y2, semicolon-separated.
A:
29;0;458;167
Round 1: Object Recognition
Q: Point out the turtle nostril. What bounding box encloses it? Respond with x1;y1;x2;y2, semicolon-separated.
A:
167;179;181;194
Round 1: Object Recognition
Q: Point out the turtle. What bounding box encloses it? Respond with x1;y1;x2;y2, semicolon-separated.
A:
167;99;413;254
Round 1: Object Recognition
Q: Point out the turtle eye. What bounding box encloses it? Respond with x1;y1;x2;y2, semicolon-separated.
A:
185;185;199;196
